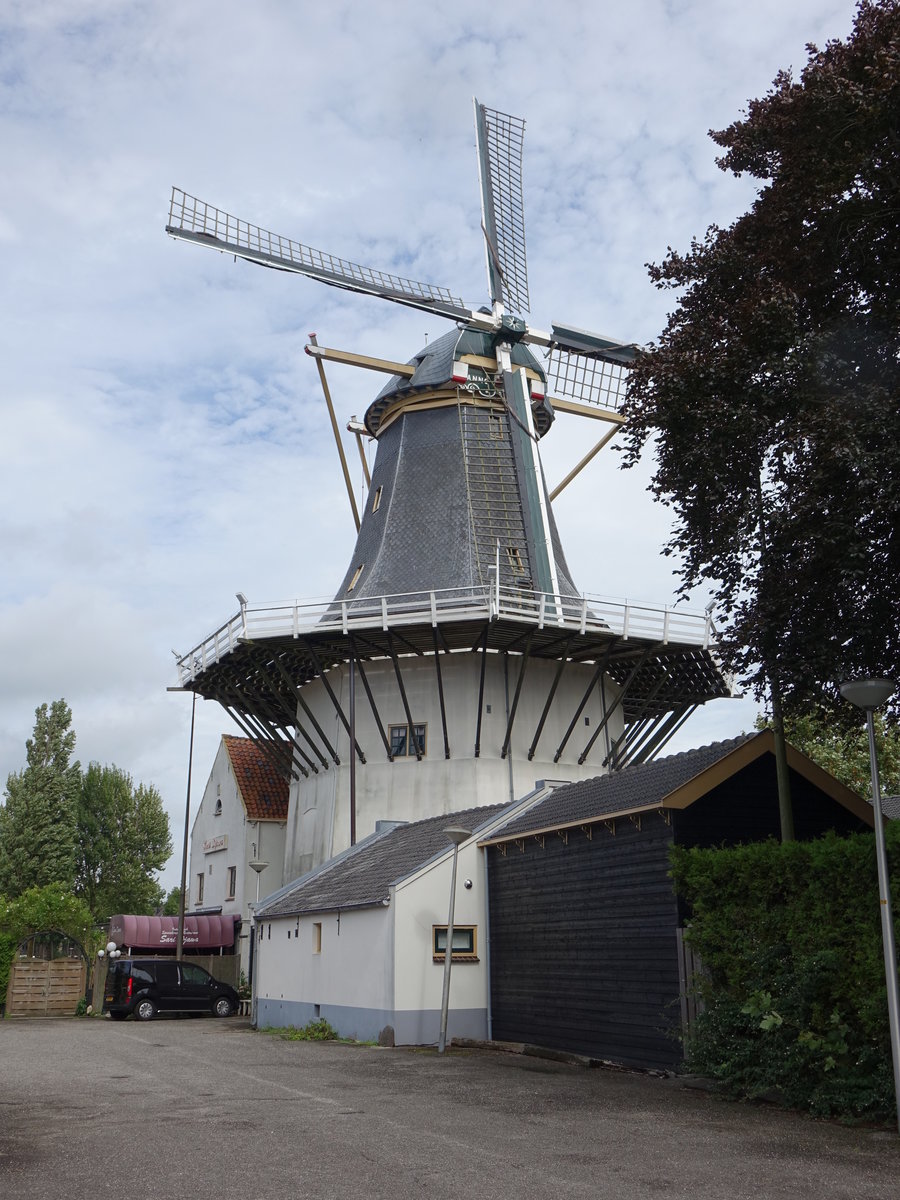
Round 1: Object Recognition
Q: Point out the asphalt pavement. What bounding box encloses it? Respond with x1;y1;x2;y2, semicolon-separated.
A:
1;1016;898;1200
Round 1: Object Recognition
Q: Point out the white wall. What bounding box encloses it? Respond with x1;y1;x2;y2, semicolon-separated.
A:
257;795;548;1045
284;651;621;878
254;907;394;1042
392;838;490;1045
189;738;245;914
189;737;287;977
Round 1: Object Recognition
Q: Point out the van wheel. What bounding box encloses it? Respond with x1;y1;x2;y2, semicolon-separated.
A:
134;999;156;1021
213;997;234;1018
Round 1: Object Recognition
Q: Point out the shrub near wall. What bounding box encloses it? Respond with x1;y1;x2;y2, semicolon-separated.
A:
671;824;900;1120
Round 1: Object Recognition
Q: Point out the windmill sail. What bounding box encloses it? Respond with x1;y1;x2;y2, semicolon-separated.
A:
474;100;530;315
166;188;479;325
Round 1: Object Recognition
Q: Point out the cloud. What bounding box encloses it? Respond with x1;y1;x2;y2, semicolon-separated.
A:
0;0;855;887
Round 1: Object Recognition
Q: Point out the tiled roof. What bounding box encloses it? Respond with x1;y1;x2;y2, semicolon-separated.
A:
223;735;289;821
487;734;759;840
256;802;508;918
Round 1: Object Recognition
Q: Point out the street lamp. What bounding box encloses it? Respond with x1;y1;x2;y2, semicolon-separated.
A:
437;826;471;1055
249;858;269;903
840;677;900;1133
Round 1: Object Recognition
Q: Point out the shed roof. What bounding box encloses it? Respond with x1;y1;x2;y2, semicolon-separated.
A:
223;735;289;820
480;731;875;844
256;803;508;919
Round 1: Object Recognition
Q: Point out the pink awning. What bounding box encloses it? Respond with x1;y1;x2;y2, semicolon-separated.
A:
108;914;237;952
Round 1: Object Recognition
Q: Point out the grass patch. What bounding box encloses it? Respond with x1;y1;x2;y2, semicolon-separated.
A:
259;1018;374;1045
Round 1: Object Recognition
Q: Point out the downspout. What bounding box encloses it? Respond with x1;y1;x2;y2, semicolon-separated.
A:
249;913;258;1029
483;846;493;1041
503;654;515;806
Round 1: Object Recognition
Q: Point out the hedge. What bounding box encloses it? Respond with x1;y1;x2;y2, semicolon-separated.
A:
671;823;900;1120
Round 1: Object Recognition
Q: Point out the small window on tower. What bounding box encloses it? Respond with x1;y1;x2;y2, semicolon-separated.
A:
371;486;383;513
389;723;427;758
347;564;364;592
506;547;525;574
489;409;505;440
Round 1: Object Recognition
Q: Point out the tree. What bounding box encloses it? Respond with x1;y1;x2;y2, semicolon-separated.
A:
622;2;900;833
76;763;173;920
0;701;81;895
757;709;900;800
163;886;182;916
0;883;96;1003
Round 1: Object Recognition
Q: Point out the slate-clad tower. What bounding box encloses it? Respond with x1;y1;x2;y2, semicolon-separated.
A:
167;102;731;879
333;328;577;604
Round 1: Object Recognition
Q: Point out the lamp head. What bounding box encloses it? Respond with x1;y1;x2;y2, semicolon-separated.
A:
443;826;471;847
839;678;896;711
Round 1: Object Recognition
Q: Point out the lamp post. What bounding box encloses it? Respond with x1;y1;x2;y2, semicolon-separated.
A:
249;858;269;903
437;826;471;1055
176;690;197;961
840;677;900;1133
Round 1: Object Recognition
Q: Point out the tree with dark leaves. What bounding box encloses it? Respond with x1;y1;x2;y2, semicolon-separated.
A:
623;0;900;837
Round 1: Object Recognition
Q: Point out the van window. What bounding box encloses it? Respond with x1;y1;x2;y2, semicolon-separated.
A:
180;963;211;986
155;961;179;986
132;965;154;987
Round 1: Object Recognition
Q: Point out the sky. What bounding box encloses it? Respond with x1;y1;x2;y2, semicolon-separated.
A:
0;0;858;891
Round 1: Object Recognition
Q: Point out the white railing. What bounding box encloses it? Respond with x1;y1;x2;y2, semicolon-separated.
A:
175;585;715;685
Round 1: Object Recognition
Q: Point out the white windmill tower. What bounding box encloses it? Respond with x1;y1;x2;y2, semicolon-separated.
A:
168;101;730;878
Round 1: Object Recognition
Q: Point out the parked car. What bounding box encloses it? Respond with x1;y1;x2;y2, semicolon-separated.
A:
102;957;239;1021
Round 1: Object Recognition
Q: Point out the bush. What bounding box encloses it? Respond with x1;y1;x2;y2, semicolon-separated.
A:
671;824;900;1119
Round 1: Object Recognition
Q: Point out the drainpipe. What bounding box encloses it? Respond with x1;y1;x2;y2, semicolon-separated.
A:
483;846;493;1041
503;654;515;806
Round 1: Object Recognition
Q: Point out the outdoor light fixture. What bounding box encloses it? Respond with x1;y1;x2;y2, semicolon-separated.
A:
839;677;900;1133
437;826;471;1055
249;858;269;903
98;941;121;960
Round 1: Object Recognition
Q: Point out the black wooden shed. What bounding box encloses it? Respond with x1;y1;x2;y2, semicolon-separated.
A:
480;731;874;1071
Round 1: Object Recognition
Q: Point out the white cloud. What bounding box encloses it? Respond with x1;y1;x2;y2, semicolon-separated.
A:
0;0;856;888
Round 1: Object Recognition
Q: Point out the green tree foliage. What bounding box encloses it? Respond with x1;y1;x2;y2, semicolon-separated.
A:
163;886;182;917
76;764;173;920
757;709;900;798
0;701;81;895
672;828;900;1118
623;1;900;719
0;883;96;1002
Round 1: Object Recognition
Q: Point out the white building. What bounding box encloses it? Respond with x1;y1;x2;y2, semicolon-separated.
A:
189;735;289;977
251;794;546;1044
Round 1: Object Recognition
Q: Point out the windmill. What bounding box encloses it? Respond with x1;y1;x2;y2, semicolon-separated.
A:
168;101;731;879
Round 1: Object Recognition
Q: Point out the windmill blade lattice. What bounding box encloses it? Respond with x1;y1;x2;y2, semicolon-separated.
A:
166;188;476;325
546;347;630;414
475;100;530;314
